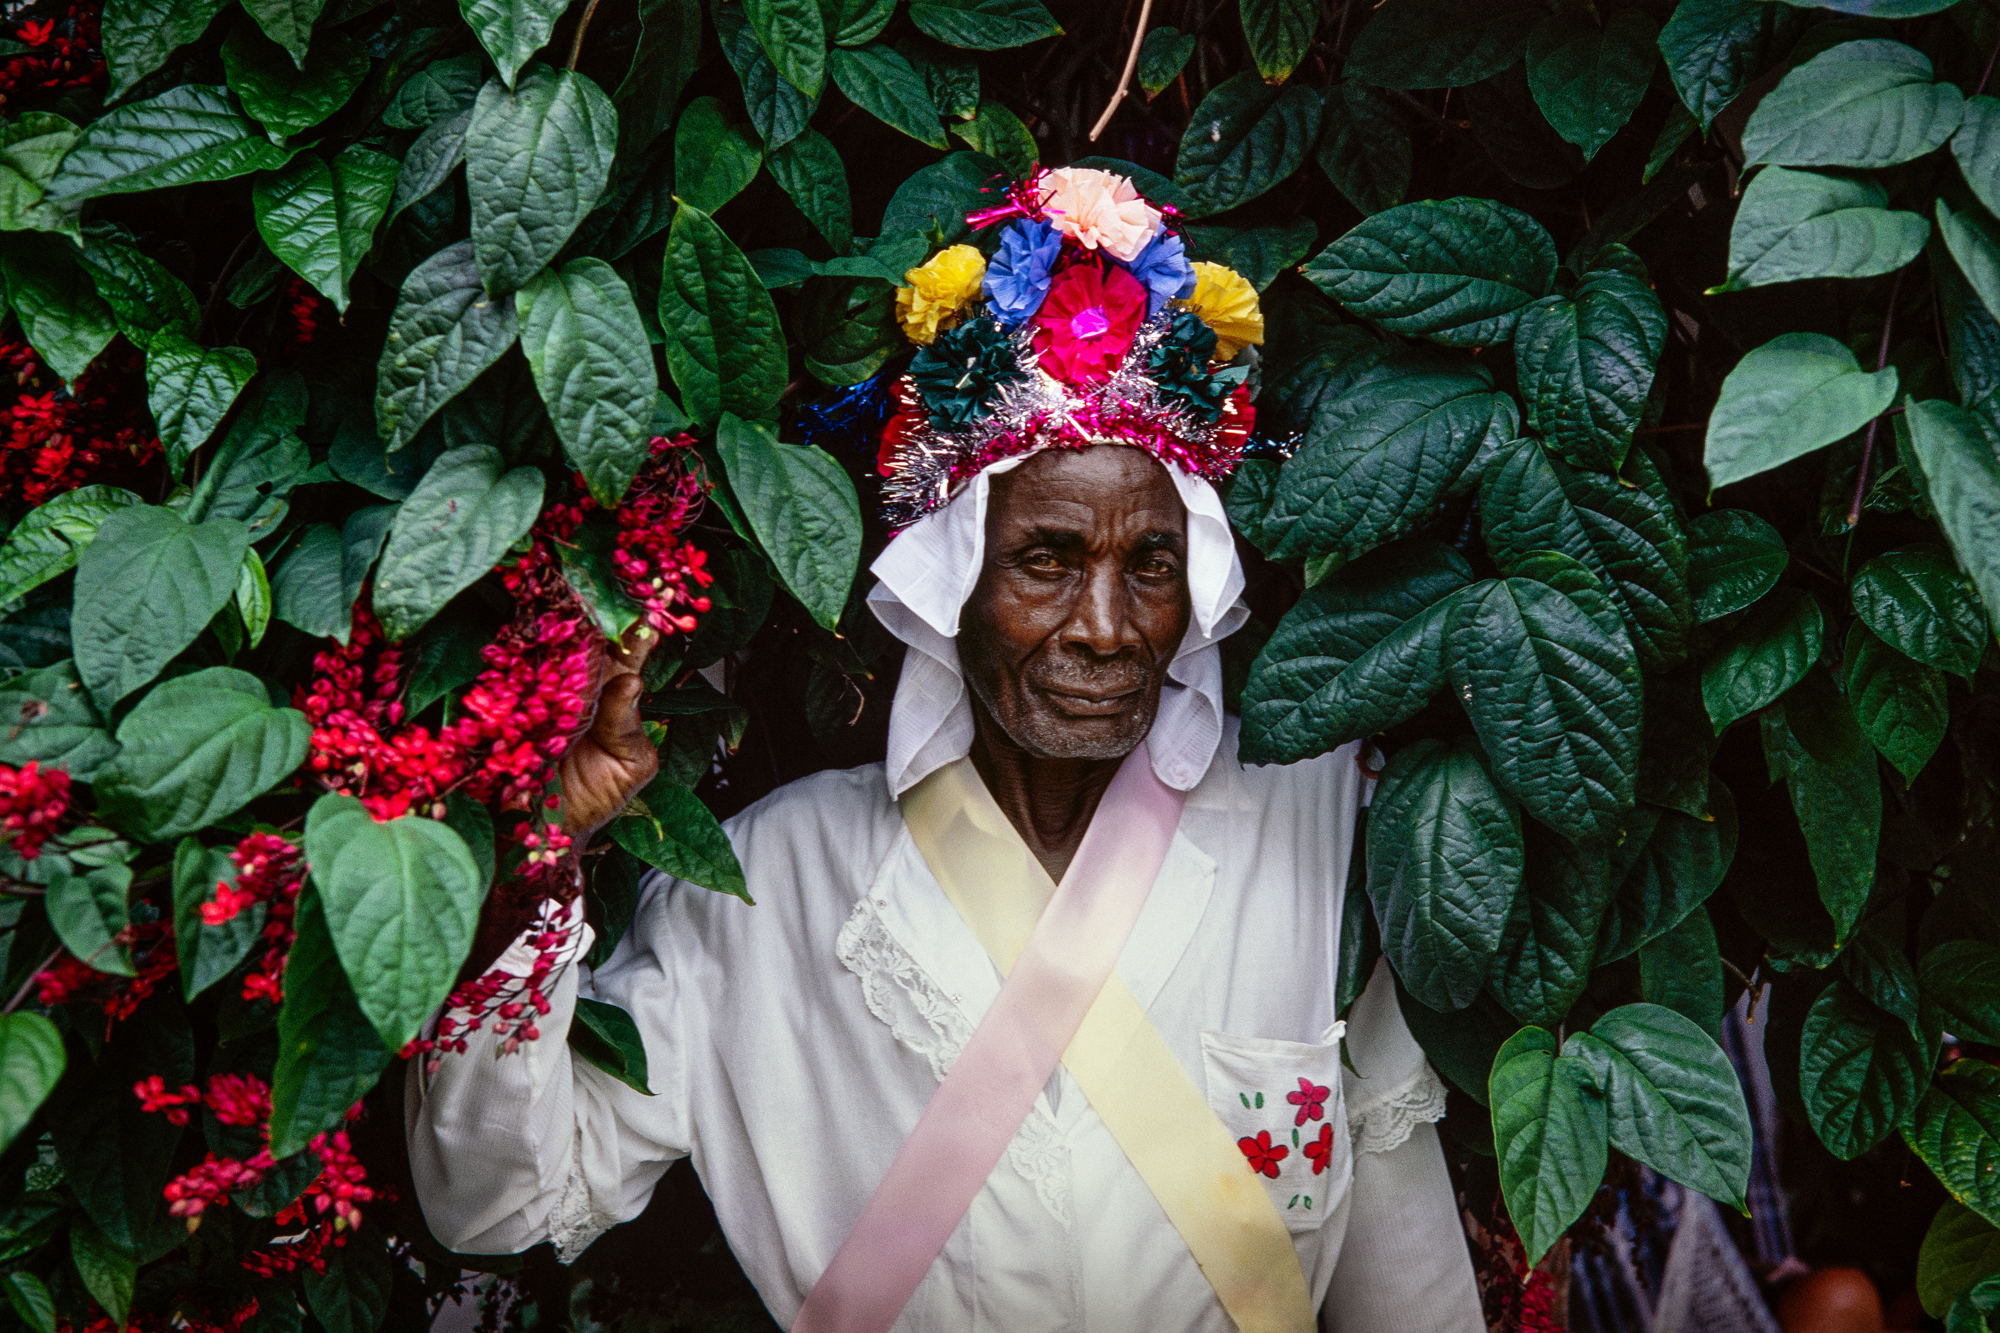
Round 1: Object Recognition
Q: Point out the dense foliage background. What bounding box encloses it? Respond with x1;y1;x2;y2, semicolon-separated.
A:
0;0;1994;1327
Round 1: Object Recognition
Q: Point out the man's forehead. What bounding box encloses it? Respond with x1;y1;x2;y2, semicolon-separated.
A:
988;448;1188;529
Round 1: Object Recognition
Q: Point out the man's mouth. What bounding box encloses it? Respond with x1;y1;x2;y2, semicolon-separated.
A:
1036;684;1141;717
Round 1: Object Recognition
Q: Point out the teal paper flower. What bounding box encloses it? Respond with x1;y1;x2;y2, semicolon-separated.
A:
910;317;1029;427
1148;313;1246;421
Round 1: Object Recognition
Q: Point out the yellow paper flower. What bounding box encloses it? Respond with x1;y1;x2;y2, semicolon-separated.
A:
1180;262;1264;361
896;245;987;345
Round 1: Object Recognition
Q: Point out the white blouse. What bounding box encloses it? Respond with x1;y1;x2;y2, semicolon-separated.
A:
405;727;1485;1333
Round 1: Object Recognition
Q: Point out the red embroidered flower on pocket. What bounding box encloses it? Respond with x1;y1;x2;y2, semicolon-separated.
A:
1304;1123;1335;1176
1238;1131;1288;1178
1287;1077;1329;1126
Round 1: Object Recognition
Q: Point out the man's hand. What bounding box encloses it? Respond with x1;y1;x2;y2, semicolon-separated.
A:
557;627;661;844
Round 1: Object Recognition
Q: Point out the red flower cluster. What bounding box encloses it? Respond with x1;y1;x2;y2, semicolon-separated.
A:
0;338;162;507
0;759;69;859
424;886;577;1065
198;831;305;1005
0;3;105;109
603;435;715;635
58;1300;257;1333
35;920;176;1024
279;277;328;356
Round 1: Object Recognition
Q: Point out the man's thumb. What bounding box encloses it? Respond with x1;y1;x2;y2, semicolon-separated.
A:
593;671;653;764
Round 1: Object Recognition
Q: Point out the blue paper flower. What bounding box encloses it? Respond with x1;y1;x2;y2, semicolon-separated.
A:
1125;231;1197;317
983;219;1063;326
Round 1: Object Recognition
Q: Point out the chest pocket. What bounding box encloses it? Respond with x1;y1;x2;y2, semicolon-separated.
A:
1199;1027;1352;1234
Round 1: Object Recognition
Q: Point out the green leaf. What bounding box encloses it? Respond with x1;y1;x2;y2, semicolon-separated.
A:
3;1271;55;1333
617;0;706;157
303;1234;392;1333
100;0;232;99
375;240;522;450
0;1015;61;1154
518;258;658;505
570;996;655;1093
951;100;1038;177
385;54;484;130
269;887;394;1158
1513;268;1665;472
1447;574;1642;845
1704;332;1898;488
1596;780;1737;962
1920;1200;2000;1321
1765;707;1880;944
1941;200;2000;334
304;793;485;1051
372;445;544;640
1852;544;1986;678
1908;1061;2000;1231
457;0;568;88
72;506;250;709
145;330;257;466
1923;941;2000;1046
172;837;265;1000
1701;585;1822;732
1139;28;1194;96
77;238;199;352
1800;978;1928;1159
253;147;398;312
1844;622;1947;784
716;1;819;150
1489;1027;1607;1266
1566;1002;1751;1209
467;64;620;296
1173;73;1322;218
1239;540;1474;764
45;86;291;203
1238;0;1315;83
68;1220;134;1326
1742;39;1963;170
242;0;330;65
657;203;787;428
0;660;118;780
0;485;141;608
1712;166;1928;291
93;668;310;842
1658;0;1803;130
47;863;133;976
1685;509;1787;622
910;0;1057;49
673;96;763;215
1525;9;1657;161
828;45;946;148
883;151;1009;241
1366;737;1524;1012
1903;399;2000;634
1480;440;1691;672
1304;196;1554;346
222;22;369;137
716;414;859;630
744;0;826;95
0;113;82;236
1491;822;1615;1027
768;130;853;250
1316;82;1412;216
390;106;470;220
1344;0;1543;90
1953;96;2000;220
271;525;348;638
1638;905;1724;1039
0;235;117;385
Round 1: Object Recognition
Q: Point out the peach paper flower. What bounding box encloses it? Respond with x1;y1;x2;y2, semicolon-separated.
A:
1036;167;1162;263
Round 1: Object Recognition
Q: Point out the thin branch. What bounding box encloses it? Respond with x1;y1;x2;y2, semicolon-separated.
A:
1978;31;2000;97
565;0;605;71
1848;266;1906;528
1087;0;1154;142
2;947;60;1016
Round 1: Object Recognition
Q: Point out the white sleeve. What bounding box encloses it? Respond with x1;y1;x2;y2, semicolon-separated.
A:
404;877;693;1260
1324;960;1483;1333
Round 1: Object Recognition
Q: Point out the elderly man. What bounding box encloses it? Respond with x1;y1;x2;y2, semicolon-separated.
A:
408;170;1484;1333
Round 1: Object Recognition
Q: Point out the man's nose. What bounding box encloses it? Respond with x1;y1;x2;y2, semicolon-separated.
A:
1060;563;1140;658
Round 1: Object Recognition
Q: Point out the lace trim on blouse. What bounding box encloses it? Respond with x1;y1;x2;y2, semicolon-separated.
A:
835;897;1072;1228
550;1124;623;1264
1345;1061;1449;1157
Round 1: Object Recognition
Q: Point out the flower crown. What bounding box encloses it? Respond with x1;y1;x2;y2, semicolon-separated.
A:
878;166;1264;528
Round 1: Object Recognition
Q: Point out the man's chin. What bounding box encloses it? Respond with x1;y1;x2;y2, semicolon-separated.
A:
1010;700;1154;761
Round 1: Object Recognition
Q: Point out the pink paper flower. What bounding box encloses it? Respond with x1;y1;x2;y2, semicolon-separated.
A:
1036;167;1162;262
1031;264;1147;385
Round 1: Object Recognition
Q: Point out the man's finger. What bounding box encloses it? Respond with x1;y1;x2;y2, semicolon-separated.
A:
606;623;660;676
591;671;655;766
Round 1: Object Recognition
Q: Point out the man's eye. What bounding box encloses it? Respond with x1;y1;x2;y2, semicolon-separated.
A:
1136;555;1179;577
1022;551;1064;572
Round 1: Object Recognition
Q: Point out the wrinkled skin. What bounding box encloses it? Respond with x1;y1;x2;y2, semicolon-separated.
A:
959;445;1192;881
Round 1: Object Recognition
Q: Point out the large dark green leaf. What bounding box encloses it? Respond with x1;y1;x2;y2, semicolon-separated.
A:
1344;0;1543;90
1238;0;1315;83
1658;0;1802;129
1637;905;1724;1039
1566;1002;1751;1208
1940;201;2000;341
375;240;521;450
303;794;484;1051
0;236;116;386
716;2;819;150
221;22;369;137
384;54;484;129
1765;708;1880;945
1923;941;2000;1046
241;0;329;65
45;86;290;202
303;1233;392;1333
1446;574;1642;845
171;837;265;1001
1303;197;1554;346
49;1001;187;1258
269;887;394;1157
458;0;568;88
145;331;257;466
0;660;117;780
616;0;704;157
0;486;141;610
1480;443;1691;671
1701;585;1823;732
609;775;747;899
68;1195;136;1308
0;112;81;237
716;415;859;630
767;131;852;250
1919;1200;2000;1322
744;0;826;95
1908;1061;2000;1230
1524;10;1656;161
1316;82;1411;216
101;0;232;99
658;204;787;428
72;507;249;710
1713;167;1928;291
518;258;657;505
390;106;470;221
47;863;132;976
76;241;194;359
1173;73;1323;218
1801;978;1929;1159
1851;545;1986;679
673;96;763;215
1844;622;1947;784
1513;267;1665;472
1238;540;1474;764
1954;95;2000;220
570;996;654;1093
911;0;1059;50
1596;780;1737;962
828;45;946;148
1686;509;1787;622
1489;1027;1606;1265
1903;400;2000;632
1705;332;1897;488
372;445;543;640
1366;737;1524;1012
467;65;619;296
252;147;398;313
1491;821;1614;1027
1742;40;1963;170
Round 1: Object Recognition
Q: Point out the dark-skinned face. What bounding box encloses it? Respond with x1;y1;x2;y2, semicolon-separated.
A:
958;445;1192;761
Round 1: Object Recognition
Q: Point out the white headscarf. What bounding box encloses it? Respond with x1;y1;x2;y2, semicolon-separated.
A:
867;454;1249;798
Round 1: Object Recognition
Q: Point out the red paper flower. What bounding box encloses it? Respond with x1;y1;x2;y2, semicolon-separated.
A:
1304;1123;1335;1175
1030;263;1146;385
1287;1076;1330;1126
1238;1130;1288;1178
